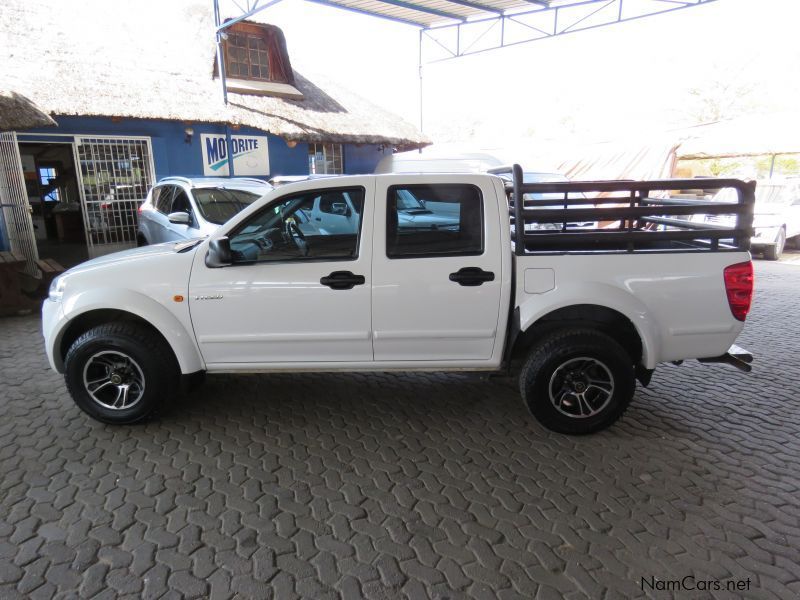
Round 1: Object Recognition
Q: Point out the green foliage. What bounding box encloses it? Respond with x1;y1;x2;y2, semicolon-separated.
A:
679;154;800;179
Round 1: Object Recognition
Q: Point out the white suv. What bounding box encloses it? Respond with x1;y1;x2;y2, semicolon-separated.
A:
137;177;271;245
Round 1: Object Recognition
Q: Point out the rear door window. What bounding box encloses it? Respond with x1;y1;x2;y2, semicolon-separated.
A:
386;184;483;258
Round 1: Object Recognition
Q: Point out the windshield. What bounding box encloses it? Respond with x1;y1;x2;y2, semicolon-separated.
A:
193;188;260;225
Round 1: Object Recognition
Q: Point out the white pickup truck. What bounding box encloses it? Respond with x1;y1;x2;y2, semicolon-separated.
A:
42;166;756;434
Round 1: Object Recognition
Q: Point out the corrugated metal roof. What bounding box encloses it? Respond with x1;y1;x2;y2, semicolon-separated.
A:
307;0;548;28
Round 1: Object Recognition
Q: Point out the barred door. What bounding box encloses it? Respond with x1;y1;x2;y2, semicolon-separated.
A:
75;137;155;257
0;132;39;276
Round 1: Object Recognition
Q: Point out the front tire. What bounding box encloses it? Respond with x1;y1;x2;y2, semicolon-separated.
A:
763;227;785;261
64;322;178;424
519;329;635;434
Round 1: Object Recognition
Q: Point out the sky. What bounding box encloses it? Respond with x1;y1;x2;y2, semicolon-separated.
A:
224;0;800;145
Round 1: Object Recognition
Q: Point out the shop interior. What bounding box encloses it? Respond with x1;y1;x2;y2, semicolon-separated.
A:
19;141;88;267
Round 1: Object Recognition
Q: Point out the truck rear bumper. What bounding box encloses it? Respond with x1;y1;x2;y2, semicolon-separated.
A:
698;344;753;372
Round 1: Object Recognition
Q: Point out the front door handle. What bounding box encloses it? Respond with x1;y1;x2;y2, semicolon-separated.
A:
449;267;495;287
320;270;365;290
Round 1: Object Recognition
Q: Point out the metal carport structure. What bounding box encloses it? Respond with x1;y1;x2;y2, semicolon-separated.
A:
216;0;717;63
214;0;718;129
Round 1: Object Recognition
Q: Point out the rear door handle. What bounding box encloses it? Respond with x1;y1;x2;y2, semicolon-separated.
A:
449;267;495;287
320;270;365;290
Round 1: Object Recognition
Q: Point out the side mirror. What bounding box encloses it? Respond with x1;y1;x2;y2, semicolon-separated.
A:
332;202;350;217
168;211;191;225
205;236;232;268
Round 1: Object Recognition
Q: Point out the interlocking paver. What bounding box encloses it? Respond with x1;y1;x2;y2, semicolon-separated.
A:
1;260;800;598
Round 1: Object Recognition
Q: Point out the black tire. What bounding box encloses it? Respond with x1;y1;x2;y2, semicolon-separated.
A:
519;328;635;435
137;234;149;247
64;322;178;424
763;227;785;261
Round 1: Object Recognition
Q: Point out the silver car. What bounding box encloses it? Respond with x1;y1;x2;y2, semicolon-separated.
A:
137;177;271;245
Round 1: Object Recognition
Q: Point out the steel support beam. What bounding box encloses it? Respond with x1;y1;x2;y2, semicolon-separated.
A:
217;0;286;31
369;0;467;21
306;0;428;26
420;0;717;63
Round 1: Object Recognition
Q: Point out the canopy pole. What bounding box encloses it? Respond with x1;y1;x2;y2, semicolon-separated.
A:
418;27;424;152
769;154;777;178
213;0;229;106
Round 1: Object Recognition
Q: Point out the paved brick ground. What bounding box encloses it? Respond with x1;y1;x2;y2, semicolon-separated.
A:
1;259;799;599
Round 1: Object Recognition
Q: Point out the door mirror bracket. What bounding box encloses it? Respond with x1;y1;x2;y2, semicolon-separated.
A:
206;236;232;268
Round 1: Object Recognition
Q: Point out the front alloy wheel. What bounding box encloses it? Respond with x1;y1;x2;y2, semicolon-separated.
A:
65;322;178;424
82;350;146;410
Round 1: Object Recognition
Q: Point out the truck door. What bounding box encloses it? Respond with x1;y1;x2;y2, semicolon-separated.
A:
189;182;374;366
371;177;504;362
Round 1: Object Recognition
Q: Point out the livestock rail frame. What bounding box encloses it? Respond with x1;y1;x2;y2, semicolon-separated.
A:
490;164;756;255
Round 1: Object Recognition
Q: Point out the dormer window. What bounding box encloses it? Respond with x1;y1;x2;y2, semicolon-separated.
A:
226;31;273;81
218;22;303;100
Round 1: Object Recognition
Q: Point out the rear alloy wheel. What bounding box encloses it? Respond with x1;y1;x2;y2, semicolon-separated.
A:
520;329;635;434
763;227;785;261
65;322;178;424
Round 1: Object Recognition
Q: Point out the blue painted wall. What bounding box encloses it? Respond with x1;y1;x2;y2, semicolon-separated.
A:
18;116;389;180
1;116;395;249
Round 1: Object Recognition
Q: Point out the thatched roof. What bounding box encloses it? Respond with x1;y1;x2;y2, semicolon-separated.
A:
0;90;56;132
0;0;428;149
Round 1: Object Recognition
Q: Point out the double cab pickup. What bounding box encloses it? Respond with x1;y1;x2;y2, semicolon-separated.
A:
42;166;755;434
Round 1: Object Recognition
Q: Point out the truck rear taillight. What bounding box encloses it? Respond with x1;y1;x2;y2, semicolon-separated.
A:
724;261;753;321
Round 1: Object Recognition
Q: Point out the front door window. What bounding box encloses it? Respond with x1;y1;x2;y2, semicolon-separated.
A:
228;187;365;262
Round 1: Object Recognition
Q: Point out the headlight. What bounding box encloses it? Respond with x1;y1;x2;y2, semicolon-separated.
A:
49;276;67;302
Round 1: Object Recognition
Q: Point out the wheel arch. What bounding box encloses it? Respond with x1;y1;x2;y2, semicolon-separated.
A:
512;304;642;362
53;291;204;375
514;285;661;369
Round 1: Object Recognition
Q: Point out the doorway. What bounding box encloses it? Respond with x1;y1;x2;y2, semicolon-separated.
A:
17;135;156;266
19;141;87;268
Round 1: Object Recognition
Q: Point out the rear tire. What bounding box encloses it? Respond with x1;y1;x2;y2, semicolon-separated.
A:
137;234;149;247
519;329;635;434
64;322;178;424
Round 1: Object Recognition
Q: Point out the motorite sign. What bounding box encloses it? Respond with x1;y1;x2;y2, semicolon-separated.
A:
201;134;270;176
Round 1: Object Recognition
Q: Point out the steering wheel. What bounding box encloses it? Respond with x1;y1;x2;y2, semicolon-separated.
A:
285;220;308;256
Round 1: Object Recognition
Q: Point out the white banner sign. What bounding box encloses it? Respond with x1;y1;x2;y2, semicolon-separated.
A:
201;134;270;176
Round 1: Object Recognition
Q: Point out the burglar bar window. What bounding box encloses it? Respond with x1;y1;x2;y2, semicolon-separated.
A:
225;33;270;80
308;144;343;175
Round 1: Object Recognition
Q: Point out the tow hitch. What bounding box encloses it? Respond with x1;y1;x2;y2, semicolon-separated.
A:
698;344;754;373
